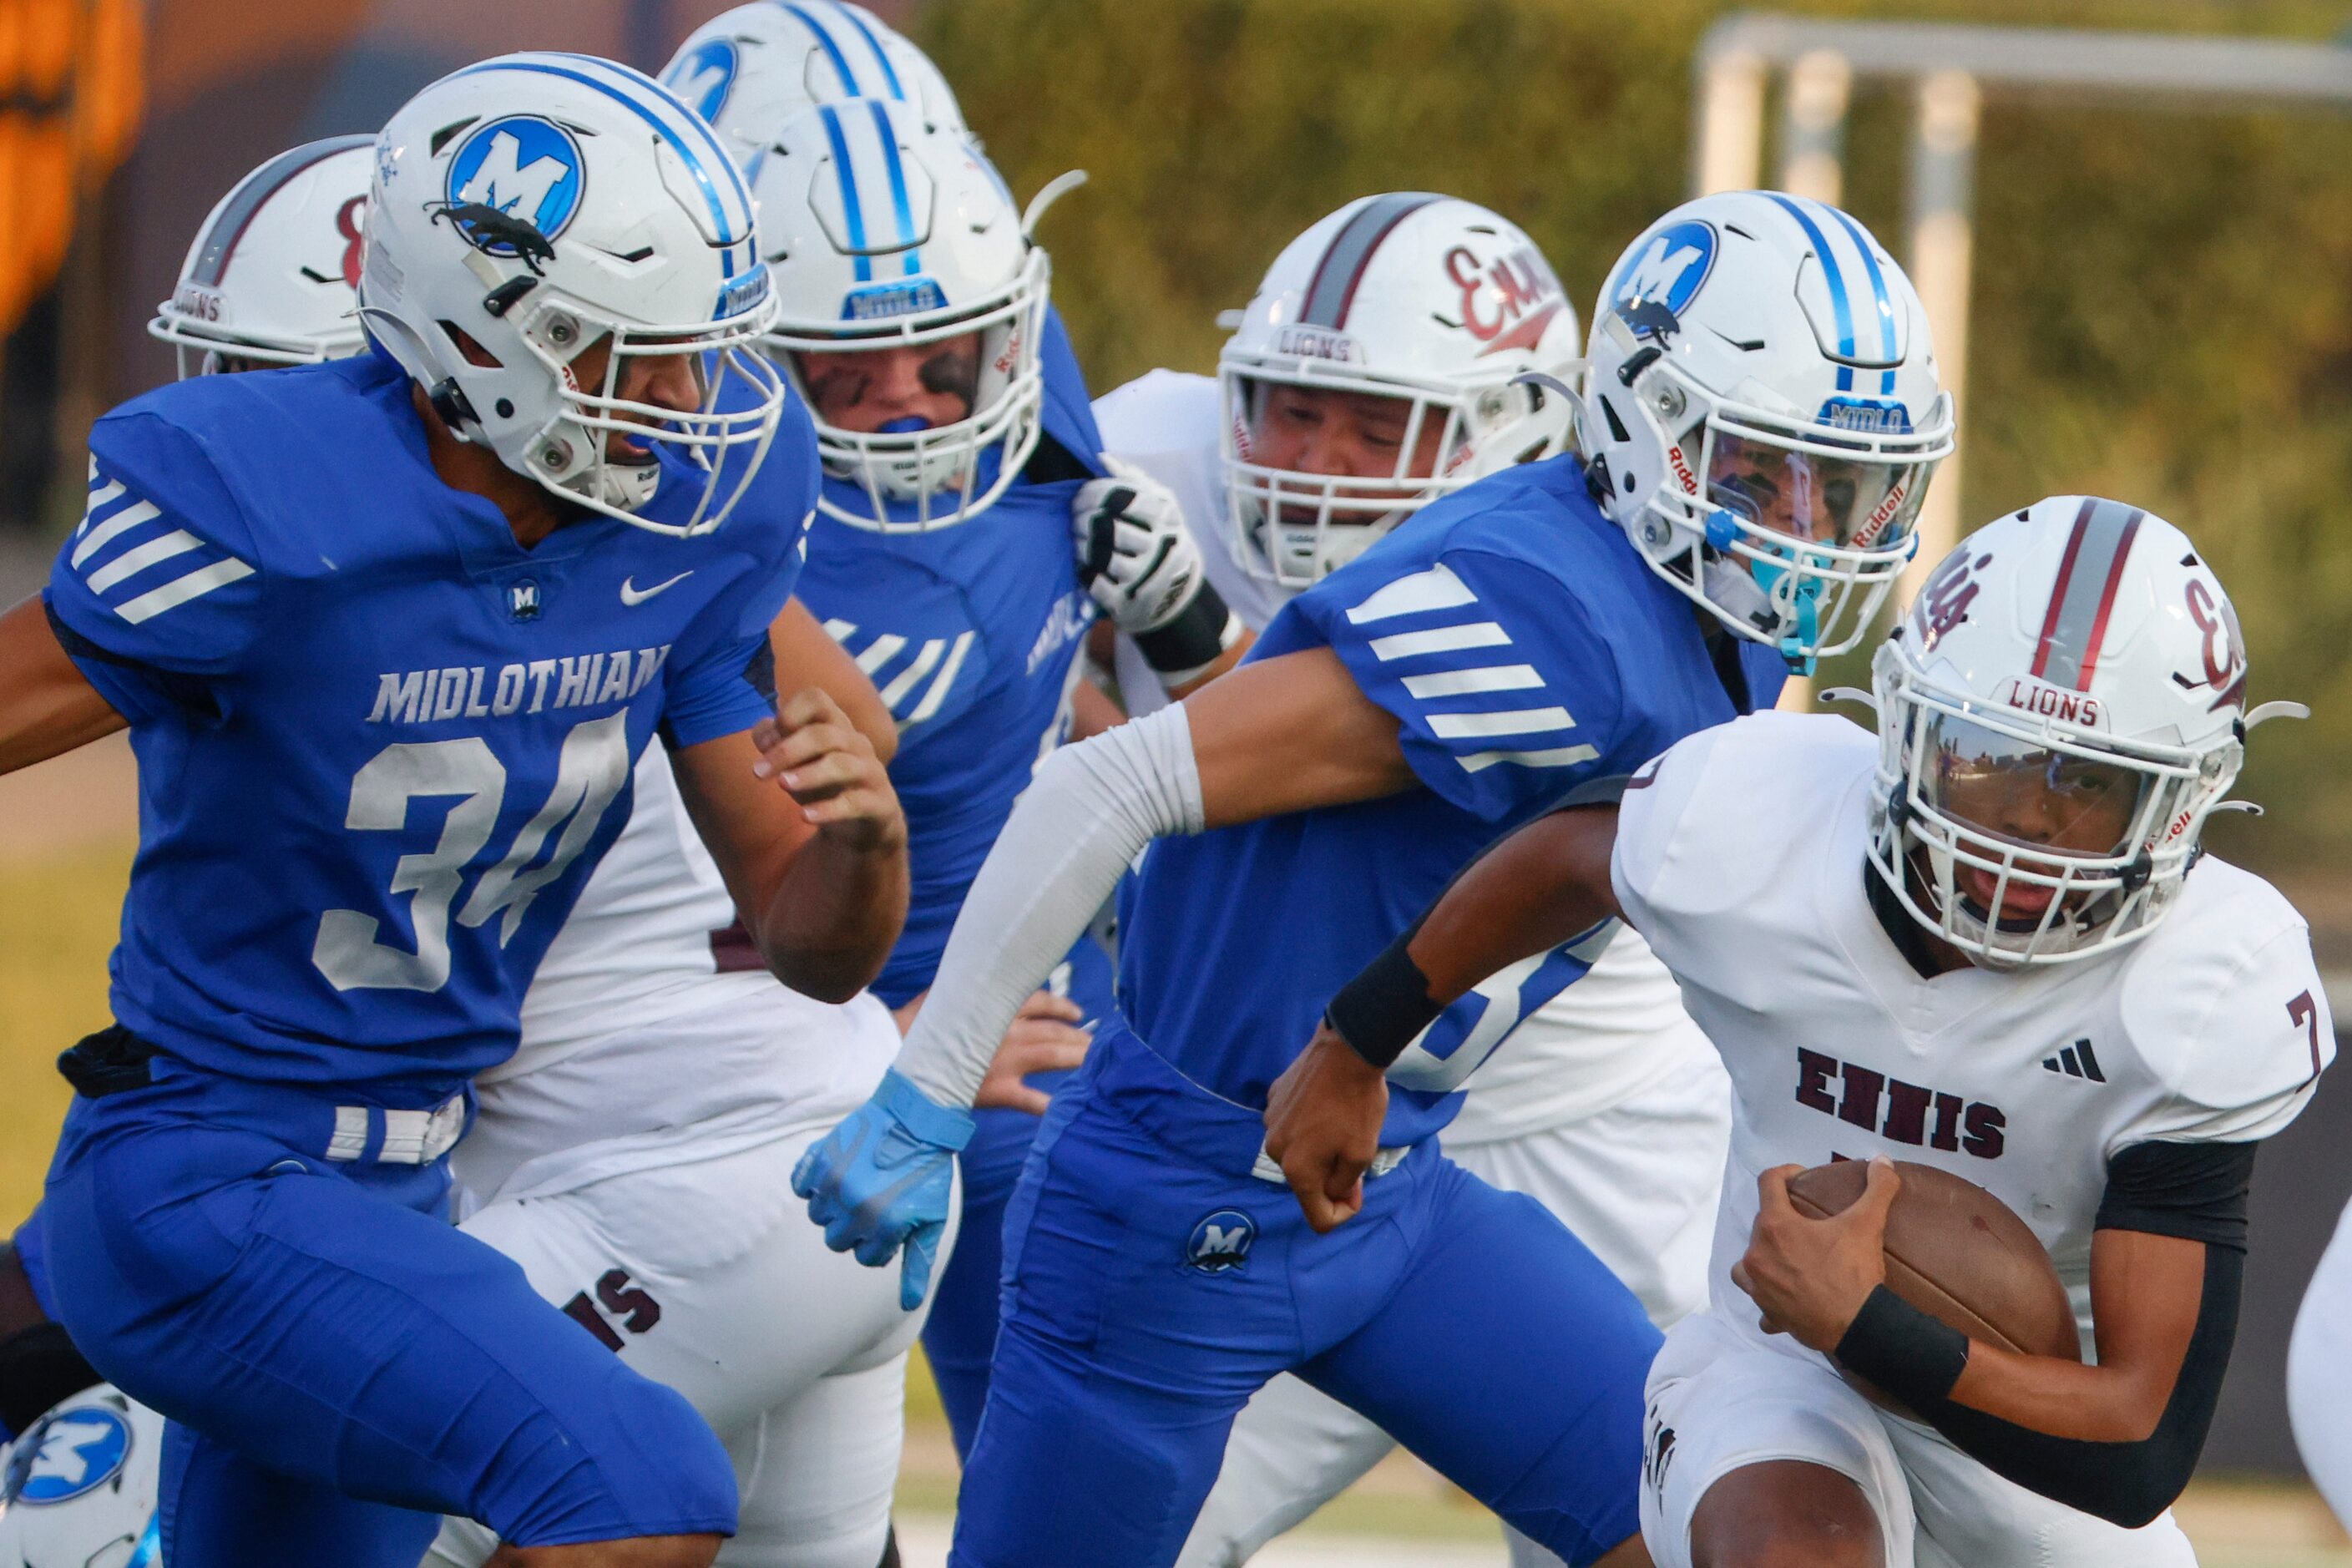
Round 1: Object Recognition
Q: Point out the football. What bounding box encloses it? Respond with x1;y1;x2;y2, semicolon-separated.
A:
1788;1159;2082;1386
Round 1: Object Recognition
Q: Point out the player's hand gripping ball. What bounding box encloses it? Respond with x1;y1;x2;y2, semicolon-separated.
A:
1737;1156;2080;1405
1072;458;1208;636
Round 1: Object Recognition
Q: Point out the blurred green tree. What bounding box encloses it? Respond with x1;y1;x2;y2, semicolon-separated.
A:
916;0;2352;915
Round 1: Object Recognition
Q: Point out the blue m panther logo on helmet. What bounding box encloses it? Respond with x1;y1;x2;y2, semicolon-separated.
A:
664;38;739;124
5;1405;132;1505
445;115;586;255
1609;218;1717;325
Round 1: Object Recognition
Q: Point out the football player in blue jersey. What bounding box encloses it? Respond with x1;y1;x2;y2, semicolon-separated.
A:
0;57;915;1568
795;190;1956;1567
746;93;1247;1456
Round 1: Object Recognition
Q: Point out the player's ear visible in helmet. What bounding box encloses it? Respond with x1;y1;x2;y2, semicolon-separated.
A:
1216;193;1582;594
151;135;377;378
361;53;786;539
1581;191;1955;674
1864;498;2301;969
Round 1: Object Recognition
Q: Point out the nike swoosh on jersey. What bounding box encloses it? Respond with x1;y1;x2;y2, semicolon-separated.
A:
620;571;694;606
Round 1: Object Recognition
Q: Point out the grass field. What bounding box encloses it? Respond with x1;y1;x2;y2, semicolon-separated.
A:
3;833;2347;1563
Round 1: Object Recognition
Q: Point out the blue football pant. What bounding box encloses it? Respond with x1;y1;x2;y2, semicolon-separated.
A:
948;1029;1659;1568
41;1075;738;1568
918;936;1113;1457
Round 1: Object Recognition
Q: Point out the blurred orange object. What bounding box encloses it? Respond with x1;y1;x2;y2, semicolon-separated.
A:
0;0;143;339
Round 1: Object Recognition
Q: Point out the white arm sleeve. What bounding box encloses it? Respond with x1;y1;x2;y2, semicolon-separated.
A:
895;703;1206;1107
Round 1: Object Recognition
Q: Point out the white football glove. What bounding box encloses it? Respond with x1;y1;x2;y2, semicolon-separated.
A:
1073;458;1237;686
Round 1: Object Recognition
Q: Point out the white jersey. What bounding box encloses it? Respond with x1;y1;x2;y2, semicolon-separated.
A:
1094;368;1713;1138
1612;711;2333;1357
461;745;900;1207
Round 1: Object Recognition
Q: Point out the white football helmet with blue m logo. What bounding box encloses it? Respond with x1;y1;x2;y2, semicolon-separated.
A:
361;53;787;537
660;1;967;170
1580;192;1955;670
0;1387;164;1568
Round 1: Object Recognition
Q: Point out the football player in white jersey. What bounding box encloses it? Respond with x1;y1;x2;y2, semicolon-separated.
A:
1278;498;2331;1566
1092;193;1733;1568
2289;1196;2352;1530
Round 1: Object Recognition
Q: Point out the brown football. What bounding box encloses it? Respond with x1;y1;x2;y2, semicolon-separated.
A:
1786;1159;2081;1402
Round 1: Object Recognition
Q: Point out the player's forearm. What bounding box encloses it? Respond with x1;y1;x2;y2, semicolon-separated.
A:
1843;1238;2238;1528
896;705;1203;1107
1409;806;1624;1002
0;598;128;776
748;831;908;1004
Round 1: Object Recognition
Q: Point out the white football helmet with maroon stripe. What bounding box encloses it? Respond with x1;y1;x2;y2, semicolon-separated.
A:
1218;192;1582;589
1582;192;1954;671
1864;498;2299;967
149;135;374;377
660;0;967;170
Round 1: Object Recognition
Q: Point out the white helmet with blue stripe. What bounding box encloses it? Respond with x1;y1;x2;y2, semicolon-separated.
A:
754;96;1049;530
149;134;375;377
660;1;967;171
1581;191;1955;671
360;52;787;537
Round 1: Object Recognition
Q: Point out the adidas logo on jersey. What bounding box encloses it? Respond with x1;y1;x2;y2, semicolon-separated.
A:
1794;1047;2007;1160
2041;1038;2109;1083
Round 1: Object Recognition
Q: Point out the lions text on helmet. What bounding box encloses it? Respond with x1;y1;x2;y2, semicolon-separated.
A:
755;96;1057;531
359;53;787;538
149;136;376;377
1580;191;1955;673
1219;191;1583;589
1858;497;2306;967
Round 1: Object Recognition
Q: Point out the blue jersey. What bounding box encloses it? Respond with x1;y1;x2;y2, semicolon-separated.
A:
1116;456;1785;1146
796;312;1105;1008
45;348;816;1103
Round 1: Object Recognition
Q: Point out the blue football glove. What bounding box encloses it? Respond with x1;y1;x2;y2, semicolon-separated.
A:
792;1069;975;1312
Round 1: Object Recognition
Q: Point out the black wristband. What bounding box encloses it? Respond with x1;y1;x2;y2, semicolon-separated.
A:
1134;584;1237;677
1834;1284;1970;1409
1324;922;1444;1070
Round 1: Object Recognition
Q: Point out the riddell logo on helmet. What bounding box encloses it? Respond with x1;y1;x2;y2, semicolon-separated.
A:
1274;325;1362;363
1999;678;2104;729
1666;443;1701;496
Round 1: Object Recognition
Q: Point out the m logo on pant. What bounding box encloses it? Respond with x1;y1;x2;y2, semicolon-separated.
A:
1186;1209;1257;1274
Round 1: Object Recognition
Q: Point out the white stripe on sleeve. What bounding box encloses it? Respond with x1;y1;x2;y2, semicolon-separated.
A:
115;558;257;625
1368;622;1512;662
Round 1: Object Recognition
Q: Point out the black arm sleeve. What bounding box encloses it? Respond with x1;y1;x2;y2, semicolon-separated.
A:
1902;1242;2242;1528
2096;1139;2258;1250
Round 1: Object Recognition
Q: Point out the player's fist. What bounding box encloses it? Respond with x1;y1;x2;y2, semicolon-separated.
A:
793;1069;975;1313
1265;1021;1389;1234
752;687;904;853
1073;458;1206;635
1733;1156;1898;1353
